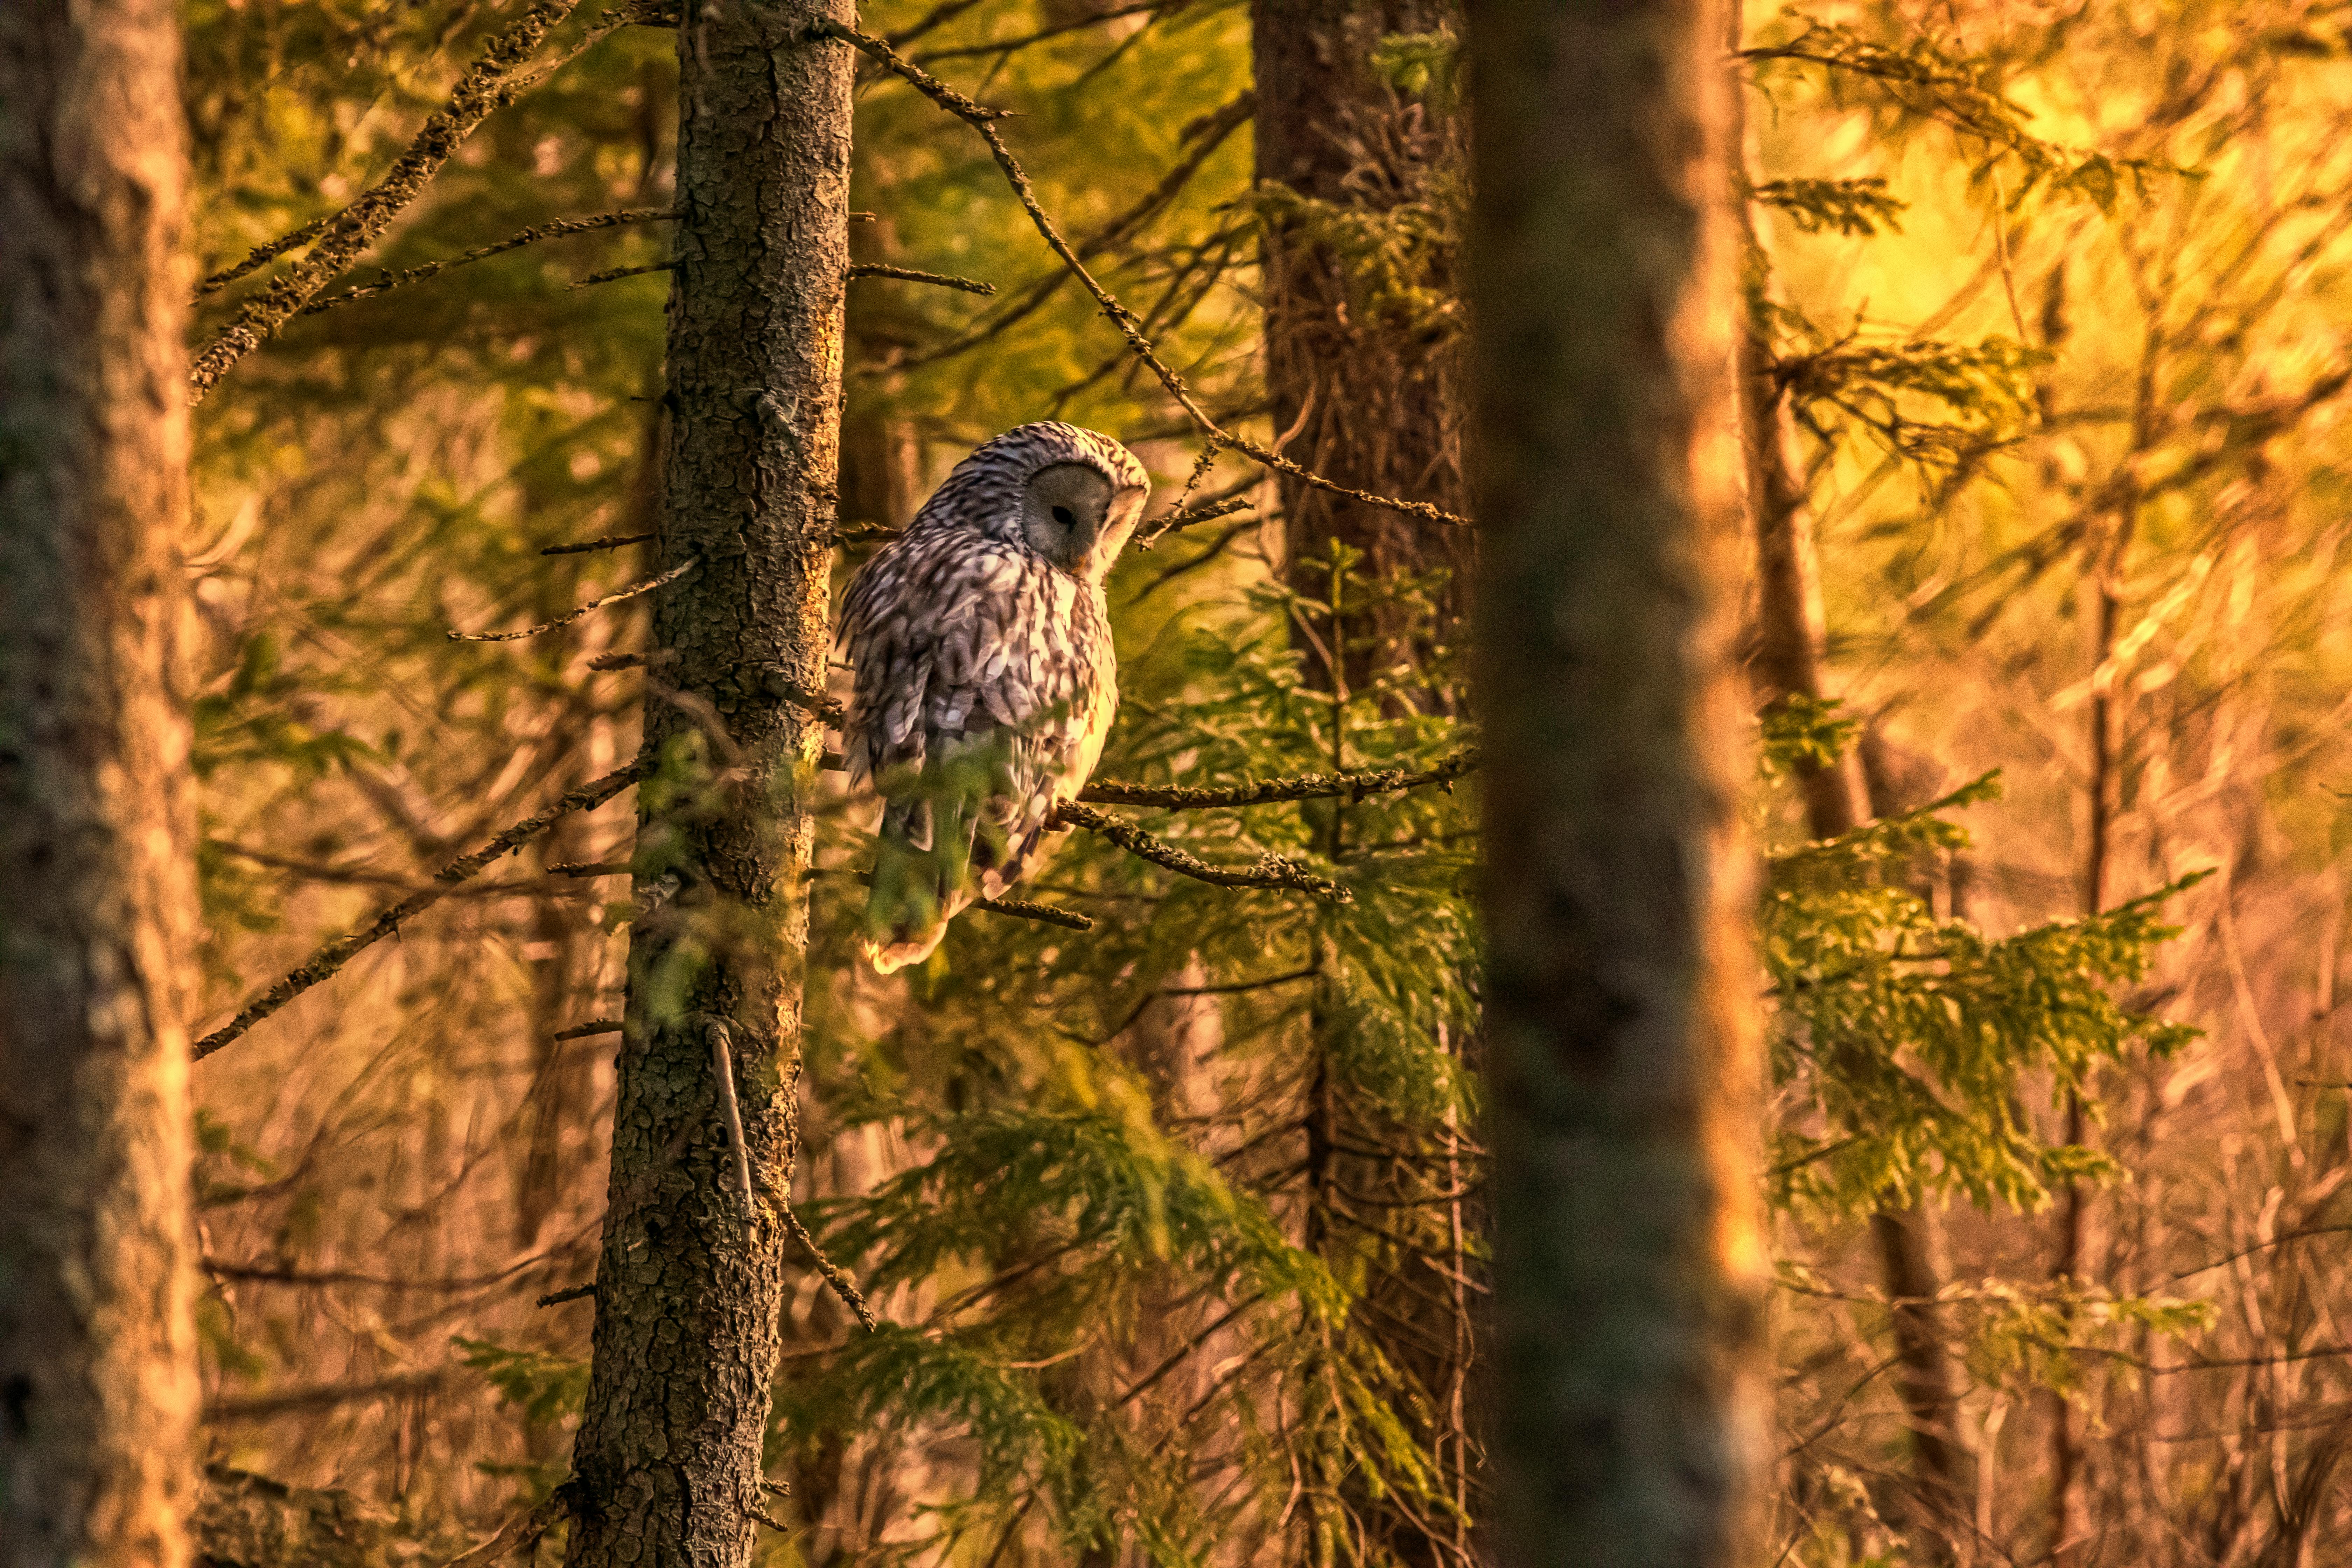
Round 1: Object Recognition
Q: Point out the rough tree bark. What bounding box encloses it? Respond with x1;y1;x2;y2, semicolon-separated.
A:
1471;0;1769;1564
1252;8;1482;1562
0;1;202;1564
560;3;852;1566
1255;0;1472;698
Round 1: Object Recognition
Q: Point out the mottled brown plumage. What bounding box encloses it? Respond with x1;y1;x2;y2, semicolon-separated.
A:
839;421;1149;971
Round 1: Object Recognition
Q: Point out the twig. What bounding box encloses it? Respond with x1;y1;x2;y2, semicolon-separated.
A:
536;1282;597;1307
448;557;696;642
296;208;679;315
548;861;630;878
815;21;1471;530
708;1022;756;1216
759;671;847;726
197;214;335;300
824;867;1093;930
192;756;653;1060
889;93;1252;374
543;530;656;555
976;894;1094;931
553;1019;624;1041
1050;800;1351;902
188;0;590;401
1079;751;1479;810
568;260;673;290
848;262;995;295
440;1487;575;1568
586;648;678;672
1132;494;1252;551
775;1196;881;1331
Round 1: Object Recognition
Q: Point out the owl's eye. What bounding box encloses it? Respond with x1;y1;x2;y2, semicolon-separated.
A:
1051;505;1077;529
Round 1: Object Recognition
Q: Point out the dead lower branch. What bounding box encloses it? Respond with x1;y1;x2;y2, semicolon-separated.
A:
1080;751;1479;810
295;208;679;315
813;21;1471;530
848;262;995;295
448;557;696;642
1050;800;1351;902
188;0;594;401
543;530;657;555
192;755;653;1061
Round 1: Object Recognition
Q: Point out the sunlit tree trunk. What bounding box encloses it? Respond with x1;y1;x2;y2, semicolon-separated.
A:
1470;0;1769;1563
1726;32;1976;1542
0;1;201;1563
560;2;851;1564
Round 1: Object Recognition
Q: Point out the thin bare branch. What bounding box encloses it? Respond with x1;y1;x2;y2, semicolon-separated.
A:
1051;800;1351;901
569;260;674;290
295;208;679;315
1081;750;1479;810
542;530;657;555
192;756;653;1061
815;21;1471;529
188;0;595;401
553;1019;624;1041
448;557;696;642
848;262;995;295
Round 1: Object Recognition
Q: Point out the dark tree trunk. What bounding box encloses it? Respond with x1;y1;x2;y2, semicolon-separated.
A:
1255;0;1471;701
1470;0;1769;1564
1252;7;1481;1563
560;3;853;1565
0;1;201;1564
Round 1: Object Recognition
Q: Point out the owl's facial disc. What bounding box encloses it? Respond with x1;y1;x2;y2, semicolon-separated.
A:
1020;462;1144;576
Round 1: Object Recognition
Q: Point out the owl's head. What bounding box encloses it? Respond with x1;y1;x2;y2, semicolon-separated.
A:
926;421;1150;581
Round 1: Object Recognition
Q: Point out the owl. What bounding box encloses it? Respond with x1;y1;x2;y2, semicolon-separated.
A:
838;421;1151;973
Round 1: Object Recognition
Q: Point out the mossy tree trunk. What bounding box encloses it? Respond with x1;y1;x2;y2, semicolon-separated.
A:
560;4;852;1566
1470;0;1769;1564
0;0;202;1563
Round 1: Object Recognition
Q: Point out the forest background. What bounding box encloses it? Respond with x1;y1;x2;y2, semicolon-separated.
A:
172;0;2352;1565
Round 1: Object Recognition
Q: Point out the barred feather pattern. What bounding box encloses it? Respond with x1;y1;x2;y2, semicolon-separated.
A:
839;422;1150;972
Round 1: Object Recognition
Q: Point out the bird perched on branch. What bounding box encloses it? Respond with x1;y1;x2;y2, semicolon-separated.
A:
839;421;1150;973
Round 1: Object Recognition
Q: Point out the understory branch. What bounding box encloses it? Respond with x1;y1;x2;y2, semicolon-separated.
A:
1051;800;1351;902
812;20;1471;530
192;756;653;1061
1080;750;1479;810
188;0;595;400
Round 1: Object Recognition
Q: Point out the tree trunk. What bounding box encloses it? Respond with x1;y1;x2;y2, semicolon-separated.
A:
0;1;201;1564
560;3;852;1565
1470;1;1769;1565
1729;90;1977;1548
1255;0;1471;701
1252;8;1480;1563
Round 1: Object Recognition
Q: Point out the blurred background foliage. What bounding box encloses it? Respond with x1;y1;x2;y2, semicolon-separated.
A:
182;1;2352;1565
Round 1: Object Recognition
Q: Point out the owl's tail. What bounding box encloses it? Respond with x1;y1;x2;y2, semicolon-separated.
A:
859;793;979;975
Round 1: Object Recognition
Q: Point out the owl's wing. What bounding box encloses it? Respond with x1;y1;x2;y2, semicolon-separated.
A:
840;537;1115;971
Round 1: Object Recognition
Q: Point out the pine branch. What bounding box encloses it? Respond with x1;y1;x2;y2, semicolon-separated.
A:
295;207;679;315
813;20;1471;529
448;557;696;642
1079;750;1479;810
1050;800;1351;902
553;1019;624;1041
191;756;653;1061
188;0;595;401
